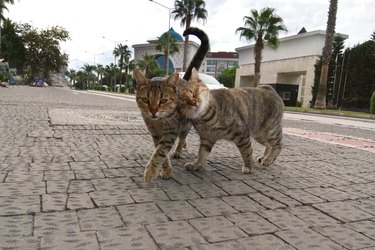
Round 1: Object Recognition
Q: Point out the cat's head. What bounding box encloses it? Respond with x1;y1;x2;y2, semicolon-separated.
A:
134;69;180;119
178;68;210;119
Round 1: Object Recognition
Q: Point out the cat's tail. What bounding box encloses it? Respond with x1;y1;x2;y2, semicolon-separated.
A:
182;27;210;81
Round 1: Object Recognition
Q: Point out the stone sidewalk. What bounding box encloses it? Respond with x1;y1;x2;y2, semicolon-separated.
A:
1;87;375;249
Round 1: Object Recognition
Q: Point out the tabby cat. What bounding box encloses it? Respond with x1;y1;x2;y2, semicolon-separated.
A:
178;68;284;174
135;27;209;183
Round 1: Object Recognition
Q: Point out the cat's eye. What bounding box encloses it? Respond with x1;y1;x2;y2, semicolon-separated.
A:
160;99;168;104
142;98;149;103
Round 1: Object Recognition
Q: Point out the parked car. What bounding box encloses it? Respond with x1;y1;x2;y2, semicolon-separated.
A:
178;72;226;89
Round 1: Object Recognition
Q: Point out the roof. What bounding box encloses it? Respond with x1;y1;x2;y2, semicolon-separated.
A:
206;51;239;59
163;27;184;42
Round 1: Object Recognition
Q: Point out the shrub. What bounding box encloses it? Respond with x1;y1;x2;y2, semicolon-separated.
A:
370;91;375;114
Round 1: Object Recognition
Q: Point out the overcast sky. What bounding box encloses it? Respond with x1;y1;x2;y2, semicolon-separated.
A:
7;0;375;70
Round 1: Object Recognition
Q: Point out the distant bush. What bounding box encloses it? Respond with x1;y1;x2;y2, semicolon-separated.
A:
370;91;375;114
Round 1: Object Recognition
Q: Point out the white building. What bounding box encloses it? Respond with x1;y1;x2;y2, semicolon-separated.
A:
133;28;200;73
201;52;239;78
235;29;348;107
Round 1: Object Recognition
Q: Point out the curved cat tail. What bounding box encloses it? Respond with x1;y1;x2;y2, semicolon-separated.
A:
182;27;210;81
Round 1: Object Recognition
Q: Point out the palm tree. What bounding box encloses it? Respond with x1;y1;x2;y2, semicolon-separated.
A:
171;0;207;71
155;33;179;75
105;63;117;90
0;0;15;52
113;43;132;88
95;64;105;85
314;0;338;109
137;54;159;78
81;64;95;89
65;69;76;86
236;7;287;86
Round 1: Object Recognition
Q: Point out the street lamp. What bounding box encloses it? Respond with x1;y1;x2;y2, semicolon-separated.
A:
84;51;104;65
102;36;128;90
149;0;172;75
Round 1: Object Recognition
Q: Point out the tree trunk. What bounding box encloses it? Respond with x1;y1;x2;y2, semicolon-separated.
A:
253;40;263;87
183;35;188;71
314;0;338;109
164;50;169;75
315;63;329;108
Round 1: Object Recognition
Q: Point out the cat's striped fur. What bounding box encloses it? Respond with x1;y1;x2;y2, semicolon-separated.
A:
135;27;209;183
178;68;284;174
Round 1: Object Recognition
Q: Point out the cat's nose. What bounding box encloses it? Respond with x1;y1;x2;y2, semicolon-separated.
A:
149;105;158;116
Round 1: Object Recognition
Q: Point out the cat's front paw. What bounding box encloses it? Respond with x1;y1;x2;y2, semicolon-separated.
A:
257;156;264;163
184;162;202;171
260;158;274;167
144;165;159;183
160;167;172;179
242;166;252;174
171;150;182;159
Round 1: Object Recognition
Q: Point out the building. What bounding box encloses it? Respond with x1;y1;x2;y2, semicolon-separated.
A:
235;29;348;107
201;52;239;78
133;28;238;78
133;28;200;73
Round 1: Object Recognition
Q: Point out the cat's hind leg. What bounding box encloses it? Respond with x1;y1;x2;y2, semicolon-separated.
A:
234;134;255;174
184;137;213;171
159;156;173;179
261;128;283;167
254;137;271;164
171;121;192;158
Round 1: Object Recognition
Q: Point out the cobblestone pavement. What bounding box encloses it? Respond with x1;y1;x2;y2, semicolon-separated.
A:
1;86;375;250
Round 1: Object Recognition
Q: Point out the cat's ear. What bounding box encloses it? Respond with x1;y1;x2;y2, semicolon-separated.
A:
134;69;148;89
191;68;200;81
166;72;180;87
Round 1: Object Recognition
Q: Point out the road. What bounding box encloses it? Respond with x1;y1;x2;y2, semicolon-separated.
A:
1;86;375;250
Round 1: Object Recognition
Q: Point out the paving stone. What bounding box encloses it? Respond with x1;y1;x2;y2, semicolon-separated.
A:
40;232;100;250
157;200;203;220
0;195;40;216
258;209;310;229
46;180;69;193
34;211;80;236
69;161;107;170
68;180;95;193
348;220;375;239
304;187;361;201
128;188;169;202
90;189;134;207
226;211;279;235
189;182;228;198
42;193;67;212
353;199;375;216
98;226;158;250
172;170;205;184
214;180;257;195
77;207;124;231
262;190;302;207
276;228;342;249
237;234;295;250
283;188;325;204
103;159;141;169
0;215;33;236
92;177;138;191
44;170;75;181
248;192;286;209
242;179;277;192
222;195;265;212
67;193;94;210
288;205;339;226
189;197;238;216
75;169;105;179
146;220;206;249
315;224;375;249
161;184;200;200
191;241;245;250
313;201;374;222
30;162;70;171
189;216;247;243
5;170;44;182
0;181;45;197
117;202;169;225
0;236;38;249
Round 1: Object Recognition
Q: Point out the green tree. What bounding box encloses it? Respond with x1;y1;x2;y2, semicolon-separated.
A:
236;7;287;86
0;19;25;72
314;0;338;109
155;32;179;75
217;66;238;88
371;31;375;41
172;0;207;71
113;43;132;88
65;68;76;86
0;0;15;52
81;64;95;89
20;23;70;83
137;54;162;78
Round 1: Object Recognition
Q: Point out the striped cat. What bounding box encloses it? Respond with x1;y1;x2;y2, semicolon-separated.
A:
178;68;284;174
135;27;209;183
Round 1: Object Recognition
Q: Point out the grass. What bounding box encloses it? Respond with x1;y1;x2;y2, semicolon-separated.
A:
285;106;375;120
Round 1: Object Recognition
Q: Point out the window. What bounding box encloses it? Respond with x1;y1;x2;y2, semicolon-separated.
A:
206;60;216;65
228;61;238;67
281;92;291;101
